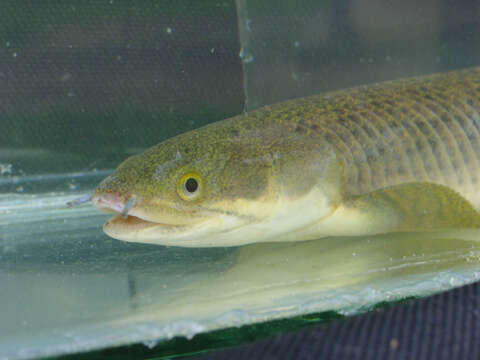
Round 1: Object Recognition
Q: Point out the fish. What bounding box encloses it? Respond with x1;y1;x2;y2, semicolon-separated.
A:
91;67;480;247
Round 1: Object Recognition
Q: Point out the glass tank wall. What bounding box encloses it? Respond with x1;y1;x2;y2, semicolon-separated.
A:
2;1;480;359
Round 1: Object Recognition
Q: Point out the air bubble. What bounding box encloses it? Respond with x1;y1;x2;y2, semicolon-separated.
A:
239;47;254;63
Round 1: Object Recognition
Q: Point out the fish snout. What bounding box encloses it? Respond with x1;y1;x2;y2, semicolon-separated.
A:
91;192;136;217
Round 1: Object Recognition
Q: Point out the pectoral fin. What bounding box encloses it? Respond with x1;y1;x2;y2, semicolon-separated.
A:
347;182;480;233
295;182;480;240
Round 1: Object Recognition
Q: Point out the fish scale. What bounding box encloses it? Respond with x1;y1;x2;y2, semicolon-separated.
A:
286;67;480;206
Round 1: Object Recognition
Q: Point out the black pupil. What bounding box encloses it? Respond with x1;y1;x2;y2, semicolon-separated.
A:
185;178;198;193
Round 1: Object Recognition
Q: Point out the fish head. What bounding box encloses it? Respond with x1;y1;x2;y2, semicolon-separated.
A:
92;118;344;247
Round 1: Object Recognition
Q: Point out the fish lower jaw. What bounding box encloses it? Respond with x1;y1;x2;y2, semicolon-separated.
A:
102;214;174;239
102;213;249;247
101;215;322;248
103;214;208;245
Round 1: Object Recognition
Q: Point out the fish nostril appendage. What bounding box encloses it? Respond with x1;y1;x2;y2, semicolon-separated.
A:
121;197;137;219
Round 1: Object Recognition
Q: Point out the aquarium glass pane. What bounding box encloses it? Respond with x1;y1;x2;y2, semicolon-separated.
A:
2;1;480;359
237;0;480;110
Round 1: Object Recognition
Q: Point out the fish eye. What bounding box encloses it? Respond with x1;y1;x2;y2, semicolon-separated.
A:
185;177;198;193
177;172;203;201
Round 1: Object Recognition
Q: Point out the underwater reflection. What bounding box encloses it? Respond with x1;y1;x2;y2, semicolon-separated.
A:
114;230;480;332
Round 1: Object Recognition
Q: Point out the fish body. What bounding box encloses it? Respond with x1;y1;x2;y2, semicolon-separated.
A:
92;67;480;247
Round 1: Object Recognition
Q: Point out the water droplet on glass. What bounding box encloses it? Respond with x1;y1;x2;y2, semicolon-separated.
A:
246;19;252;32
239;47;254;63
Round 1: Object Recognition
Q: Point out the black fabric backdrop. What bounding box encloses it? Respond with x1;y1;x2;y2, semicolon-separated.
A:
193;281;480;360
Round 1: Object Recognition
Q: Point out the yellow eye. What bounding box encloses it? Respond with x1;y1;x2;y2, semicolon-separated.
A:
177;172;203;201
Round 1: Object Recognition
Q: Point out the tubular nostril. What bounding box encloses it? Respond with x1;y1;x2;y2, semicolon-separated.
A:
121;197;137;219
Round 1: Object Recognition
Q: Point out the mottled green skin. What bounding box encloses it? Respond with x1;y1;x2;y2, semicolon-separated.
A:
96;114;337;223
95;66;480;232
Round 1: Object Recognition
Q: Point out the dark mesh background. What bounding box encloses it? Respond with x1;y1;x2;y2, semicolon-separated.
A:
193;281;480;360
0;0;243;175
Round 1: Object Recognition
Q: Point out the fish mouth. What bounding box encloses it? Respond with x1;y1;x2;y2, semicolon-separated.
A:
91;192;219;245
92;192;182;229
92;193;253;246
